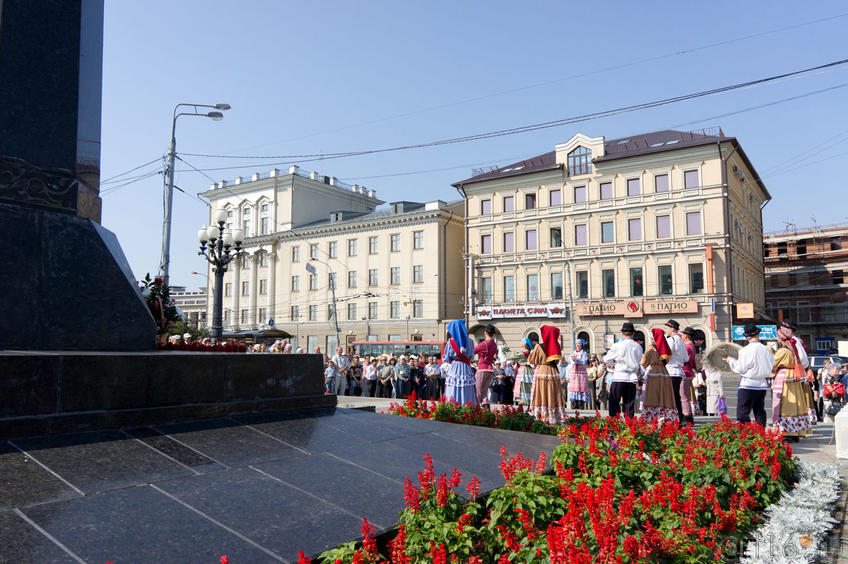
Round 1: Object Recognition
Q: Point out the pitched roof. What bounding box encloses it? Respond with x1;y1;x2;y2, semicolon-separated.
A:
452;151;559;187
595;129;728;163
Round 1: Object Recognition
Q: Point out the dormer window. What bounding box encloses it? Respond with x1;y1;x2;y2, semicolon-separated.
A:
567;146;592;176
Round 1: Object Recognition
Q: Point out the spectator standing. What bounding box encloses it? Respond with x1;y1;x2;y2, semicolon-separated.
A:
332;346;351;396
692;369;708;415
424;355;441;399
395;356;411;399
362;358;378;397
324;359;337;394
703;365;724;415
490;361;506;404
377;357;395;398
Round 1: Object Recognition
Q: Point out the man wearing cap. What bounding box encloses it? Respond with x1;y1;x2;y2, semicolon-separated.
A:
680;327;700;423
603;322;644;418
726;324;773;427
474;324;499;408
664;319;689;424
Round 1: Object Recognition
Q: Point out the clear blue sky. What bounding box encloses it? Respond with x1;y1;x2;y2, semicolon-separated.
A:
100;0;848;290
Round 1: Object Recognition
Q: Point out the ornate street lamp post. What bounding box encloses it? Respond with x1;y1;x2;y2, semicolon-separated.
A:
197;209;244;340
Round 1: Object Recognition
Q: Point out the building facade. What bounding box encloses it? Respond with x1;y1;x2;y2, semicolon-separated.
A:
454;128;770;353
764;224;848;353
171;286;208;329
200;167;465;352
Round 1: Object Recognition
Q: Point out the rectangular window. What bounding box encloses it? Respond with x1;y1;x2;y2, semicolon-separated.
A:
368;236;378;254
259;279;267;295
348;239;357;256
224;282;232;297
550;227;562;248
390;301;400;319
481;234;492;254
480;277;493;303
390;267;400;285
413;300;423;318
504;275;515;302
291;276;299;292
328;241;337;258
481;199;492;215
309;305;318;321
413;231;423;249
328;272;336;290
503;232;514;253
390;233;400;252
503;196;514;212
309;244;318;260
575;224;587;246
242;219;251;237
290;305;299;321
628;218;642;241
630;267;643;297
241;281;249;296
525;193;536;209
224;310;232;323
368;302;378;319
308;274;318;291
259;253;268;267
601;221;614;243
684;170;699;189
656;215;671;238
292;246;300;262
600;181;613;200
527;274;539;301
689;263;704;293
413;265;423;283
654;174;669;193
686;211;702;235
368;269;378;286
658;265;673;295
260;203;268;213
260;217;269;235
573;186;587;203
241;255;249;270
525;229;537;250
576;271;588;298
603;269;615;298
241;309;249;323
259;308;267;324
834;270;844;285
348;271;357;288
549;189;561;206
347;303;357;321
627;178;640;196
551;272;563;299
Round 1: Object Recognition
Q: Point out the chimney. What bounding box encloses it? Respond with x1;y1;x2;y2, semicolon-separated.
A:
269;168;279;177
288;165;298;174
251;172;260;181
210;183;217;190
234;176;242;185
367;189;376;198
219;179;228;187
329;177;337;186
310;171;319;180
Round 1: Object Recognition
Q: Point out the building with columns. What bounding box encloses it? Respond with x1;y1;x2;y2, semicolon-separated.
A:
453;128;770;353
200;167;465;352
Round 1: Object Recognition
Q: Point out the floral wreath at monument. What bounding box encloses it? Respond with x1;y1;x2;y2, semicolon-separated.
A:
139;273;182;337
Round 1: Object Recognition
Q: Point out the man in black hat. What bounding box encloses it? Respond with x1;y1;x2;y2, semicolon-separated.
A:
664;319;688;423
474;324;499;408
603;322;644;418
726;324;773;427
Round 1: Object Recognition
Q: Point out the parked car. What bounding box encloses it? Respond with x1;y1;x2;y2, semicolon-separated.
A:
810;355;843;373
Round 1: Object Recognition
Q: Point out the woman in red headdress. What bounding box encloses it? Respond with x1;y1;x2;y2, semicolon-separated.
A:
639;328;679;423
528;326;568;425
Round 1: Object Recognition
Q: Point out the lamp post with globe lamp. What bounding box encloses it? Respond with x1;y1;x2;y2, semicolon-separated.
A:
197;209;244;341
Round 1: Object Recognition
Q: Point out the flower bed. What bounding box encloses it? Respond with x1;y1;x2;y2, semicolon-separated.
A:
300;414;796;563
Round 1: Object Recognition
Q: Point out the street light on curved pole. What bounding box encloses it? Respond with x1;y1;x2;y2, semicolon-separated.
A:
159;102;231;285
308;256;341;351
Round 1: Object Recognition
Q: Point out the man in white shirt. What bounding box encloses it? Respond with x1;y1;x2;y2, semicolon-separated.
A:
603;322;644;418
332;346;351;396
726;324;773;427
664;319;688;424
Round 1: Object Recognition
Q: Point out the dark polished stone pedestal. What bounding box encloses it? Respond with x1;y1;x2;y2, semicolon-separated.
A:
0;352;334;439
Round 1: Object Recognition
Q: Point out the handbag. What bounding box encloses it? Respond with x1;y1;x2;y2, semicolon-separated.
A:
824;382;845;399
826;402;842;416
716;397;727;416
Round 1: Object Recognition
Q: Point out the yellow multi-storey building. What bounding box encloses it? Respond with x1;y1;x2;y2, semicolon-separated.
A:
453;128;770;353
200;166;465;352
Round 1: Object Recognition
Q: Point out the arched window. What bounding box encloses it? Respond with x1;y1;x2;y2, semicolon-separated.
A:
577;331;591;353
568;146;592;176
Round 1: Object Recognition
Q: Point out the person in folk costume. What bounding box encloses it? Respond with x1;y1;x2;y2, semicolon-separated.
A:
681;327;700;420
567;339;590;409
604;322;644;418
726;324;772;427
442;320;477;405
663;319;690;425
777;324;818;425
513;335;536;405
639;328;679;423
529;326;569;425
474;324;499;409
770;347;813;441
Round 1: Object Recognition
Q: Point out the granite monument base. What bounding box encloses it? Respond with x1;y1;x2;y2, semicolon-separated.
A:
0;351;333;439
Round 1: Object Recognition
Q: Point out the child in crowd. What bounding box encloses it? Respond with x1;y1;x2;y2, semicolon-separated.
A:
324;358;337;394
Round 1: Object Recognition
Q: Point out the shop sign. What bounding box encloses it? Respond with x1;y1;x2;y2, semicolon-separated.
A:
731;324;777;341
643;300;699;315
736;302;754;319
477;304;567;320
577;299;699;318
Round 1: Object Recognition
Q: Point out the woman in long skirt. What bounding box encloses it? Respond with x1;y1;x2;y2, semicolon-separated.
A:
771;347;813;439
529;326;568;425
639;328;679;423
777;328;818;425
513;338;535;405
442;319;477;405
567;339;590;409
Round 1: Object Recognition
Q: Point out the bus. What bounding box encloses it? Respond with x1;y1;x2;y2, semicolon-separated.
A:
351;340;445;358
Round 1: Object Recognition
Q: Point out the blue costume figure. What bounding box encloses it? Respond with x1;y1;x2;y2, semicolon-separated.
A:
442;319;477;405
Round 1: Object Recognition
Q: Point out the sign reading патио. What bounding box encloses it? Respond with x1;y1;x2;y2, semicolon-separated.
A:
477;304;567;320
